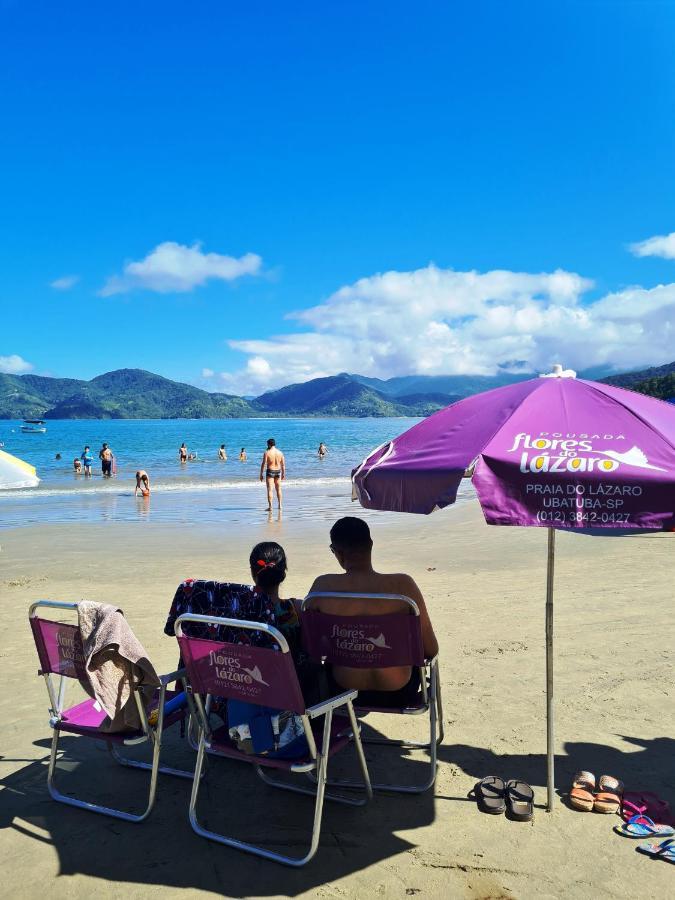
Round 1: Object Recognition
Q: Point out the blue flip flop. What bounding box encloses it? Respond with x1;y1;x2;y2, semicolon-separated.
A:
636;838;675;863
615;815;675;839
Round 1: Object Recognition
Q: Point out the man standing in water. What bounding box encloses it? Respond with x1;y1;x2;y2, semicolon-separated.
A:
260;438;285;511
99;442;114;477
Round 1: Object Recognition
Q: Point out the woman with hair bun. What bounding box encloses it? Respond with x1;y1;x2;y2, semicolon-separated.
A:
249;541;298;634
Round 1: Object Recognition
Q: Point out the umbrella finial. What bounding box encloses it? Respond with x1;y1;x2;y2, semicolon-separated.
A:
539;363;577;379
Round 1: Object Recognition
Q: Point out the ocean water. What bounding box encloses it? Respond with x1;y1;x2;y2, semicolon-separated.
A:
0;418;432;528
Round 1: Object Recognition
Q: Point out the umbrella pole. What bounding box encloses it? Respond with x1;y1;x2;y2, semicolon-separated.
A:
545;526;556;812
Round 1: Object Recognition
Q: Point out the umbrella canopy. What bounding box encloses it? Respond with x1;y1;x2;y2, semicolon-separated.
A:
352;368;675;811
0;448;40;490
353;370;675;530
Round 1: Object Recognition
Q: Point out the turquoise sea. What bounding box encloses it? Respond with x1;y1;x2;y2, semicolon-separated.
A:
0;418;428;528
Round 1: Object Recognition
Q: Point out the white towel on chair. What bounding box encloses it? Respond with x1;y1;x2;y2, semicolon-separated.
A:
77;601;160;733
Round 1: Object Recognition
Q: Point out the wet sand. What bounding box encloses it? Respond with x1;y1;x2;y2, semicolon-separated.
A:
0;498;673;899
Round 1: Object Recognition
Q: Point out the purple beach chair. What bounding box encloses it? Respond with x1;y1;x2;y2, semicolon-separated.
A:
175;612;373;867
301;592;443;794
29;600;194;822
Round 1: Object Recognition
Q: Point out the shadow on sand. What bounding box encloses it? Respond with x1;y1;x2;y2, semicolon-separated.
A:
2;726;673;895
437;735;675;807
1;722;436;897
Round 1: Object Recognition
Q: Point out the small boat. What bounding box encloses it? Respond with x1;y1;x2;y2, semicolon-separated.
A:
21;419;47;433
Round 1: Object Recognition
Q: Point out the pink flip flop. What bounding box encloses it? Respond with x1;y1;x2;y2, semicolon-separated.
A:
623;792;675;827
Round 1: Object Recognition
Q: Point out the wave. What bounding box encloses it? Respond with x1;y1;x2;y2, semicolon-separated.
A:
0;475;352;499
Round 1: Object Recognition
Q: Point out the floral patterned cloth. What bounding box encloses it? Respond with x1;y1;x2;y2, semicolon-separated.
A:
164;579;298;649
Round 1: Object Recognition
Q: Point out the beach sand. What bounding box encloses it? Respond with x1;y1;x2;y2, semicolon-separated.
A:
0;496;673;899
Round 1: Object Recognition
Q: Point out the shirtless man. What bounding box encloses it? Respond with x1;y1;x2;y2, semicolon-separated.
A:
99;442;114;477
218;444;227;460
259;438;285;511
179;443;188;463
307;517;438;704
135;470;150;497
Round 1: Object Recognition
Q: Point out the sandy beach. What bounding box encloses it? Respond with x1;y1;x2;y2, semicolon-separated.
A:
1;496;673;899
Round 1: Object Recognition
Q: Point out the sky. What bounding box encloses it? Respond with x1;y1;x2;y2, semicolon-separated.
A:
1;0;675;395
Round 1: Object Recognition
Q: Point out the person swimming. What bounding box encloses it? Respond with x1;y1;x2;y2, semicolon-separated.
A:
318;442;328;459
135;470;150;497
260;438;285;511
218;444;227;460
73;458;82;473
179;443;188;463
239;448;247;461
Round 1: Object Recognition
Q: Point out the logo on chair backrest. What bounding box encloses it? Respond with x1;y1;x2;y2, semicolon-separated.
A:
207;649;269;693
330;623;391;654
50;626;86;676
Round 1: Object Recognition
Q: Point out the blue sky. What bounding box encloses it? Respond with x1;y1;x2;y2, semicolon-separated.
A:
2;1;675;393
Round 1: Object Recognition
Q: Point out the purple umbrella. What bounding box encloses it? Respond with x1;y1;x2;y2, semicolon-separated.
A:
352;366;675;810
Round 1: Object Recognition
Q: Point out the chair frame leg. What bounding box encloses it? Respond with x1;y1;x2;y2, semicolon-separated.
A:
315;664;442;795
107;743;195;780
47;726;162;823
256;701;373;808
188;705;371;867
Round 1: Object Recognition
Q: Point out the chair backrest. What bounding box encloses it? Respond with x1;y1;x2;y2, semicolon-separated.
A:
29;601;88;679
301;592;425;669
176;614;306;714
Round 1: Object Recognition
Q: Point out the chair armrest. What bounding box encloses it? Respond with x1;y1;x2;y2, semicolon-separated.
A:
159;667;187;687
305;689;358;719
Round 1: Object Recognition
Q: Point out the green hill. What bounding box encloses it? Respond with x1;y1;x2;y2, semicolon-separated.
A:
631;372;675;402
253;375;436;416
602;360;675;389
0;369;447;419
1;362;672;420
0;369;255;419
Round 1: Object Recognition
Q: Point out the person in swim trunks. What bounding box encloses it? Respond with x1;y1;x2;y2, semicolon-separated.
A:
179;443;188;463
99;442;114;477
260;437;285;511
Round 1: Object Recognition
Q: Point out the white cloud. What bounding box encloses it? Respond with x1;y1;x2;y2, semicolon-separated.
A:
214;264;675;394
50;275;80;291
201;367;215;378
630;231;675;259
0;354;33;374
100;242;262;295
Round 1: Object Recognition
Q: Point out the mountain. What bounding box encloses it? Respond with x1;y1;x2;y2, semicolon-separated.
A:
0;369;255;419
0;369;448;419
601;360;675;390
1;362;672;420
631;372;675;402
350;365;619;399
347;372;528;398
252;374;450;416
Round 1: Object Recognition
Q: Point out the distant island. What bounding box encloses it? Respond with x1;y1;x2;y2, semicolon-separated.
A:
1;362;673;420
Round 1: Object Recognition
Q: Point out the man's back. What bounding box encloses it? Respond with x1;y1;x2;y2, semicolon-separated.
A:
308;568;436;693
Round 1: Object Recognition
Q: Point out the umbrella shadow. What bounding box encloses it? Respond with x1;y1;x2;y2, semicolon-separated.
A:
438;735;675;805
1;724;436;897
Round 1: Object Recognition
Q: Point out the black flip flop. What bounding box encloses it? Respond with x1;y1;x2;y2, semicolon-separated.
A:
505;779;534;821
471;775;506;815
